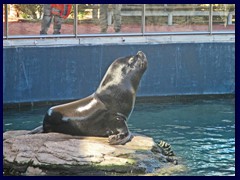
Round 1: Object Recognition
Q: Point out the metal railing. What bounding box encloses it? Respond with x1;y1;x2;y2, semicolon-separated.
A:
3;4;235;40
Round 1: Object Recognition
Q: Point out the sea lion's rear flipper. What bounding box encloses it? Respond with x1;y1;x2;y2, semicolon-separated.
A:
108;114;133;145
28;125;43;134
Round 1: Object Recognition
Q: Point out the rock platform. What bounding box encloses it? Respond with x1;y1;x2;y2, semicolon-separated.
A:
3;130;186;176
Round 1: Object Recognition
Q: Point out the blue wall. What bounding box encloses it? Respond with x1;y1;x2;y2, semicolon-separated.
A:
3;42;235;104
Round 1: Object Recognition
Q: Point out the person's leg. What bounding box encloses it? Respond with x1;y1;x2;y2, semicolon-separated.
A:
40;4;52;34
53;15;62;34
113;4;122;32
99;4;108;33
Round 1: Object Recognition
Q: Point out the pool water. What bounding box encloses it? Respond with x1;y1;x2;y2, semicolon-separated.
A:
3;96;235;176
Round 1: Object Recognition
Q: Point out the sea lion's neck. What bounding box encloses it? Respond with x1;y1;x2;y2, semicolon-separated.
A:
95;83;136;116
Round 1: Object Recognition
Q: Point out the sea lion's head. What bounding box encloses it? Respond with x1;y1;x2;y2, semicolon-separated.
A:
97;51;148;93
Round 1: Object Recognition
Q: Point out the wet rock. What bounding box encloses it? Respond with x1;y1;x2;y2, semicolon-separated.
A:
3;130;186;176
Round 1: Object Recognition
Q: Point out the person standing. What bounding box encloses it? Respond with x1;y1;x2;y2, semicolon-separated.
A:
100;4;122;33
40;4;72;35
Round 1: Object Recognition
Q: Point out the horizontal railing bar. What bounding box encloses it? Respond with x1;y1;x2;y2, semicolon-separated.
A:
121;10;235;16
3;31;235;40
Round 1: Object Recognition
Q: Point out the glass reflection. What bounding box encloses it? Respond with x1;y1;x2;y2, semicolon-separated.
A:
145;4;210;32
3;4;6;36
7;4;74;36
3;4;235;37
77;4;142;34
212;4;235;31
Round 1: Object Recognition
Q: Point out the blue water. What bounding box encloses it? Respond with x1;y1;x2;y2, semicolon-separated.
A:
3;97;235;176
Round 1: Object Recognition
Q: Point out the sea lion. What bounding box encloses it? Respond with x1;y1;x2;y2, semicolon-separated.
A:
30;51;148;145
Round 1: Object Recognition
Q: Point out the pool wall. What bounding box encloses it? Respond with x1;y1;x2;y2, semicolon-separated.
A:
3;42;235;104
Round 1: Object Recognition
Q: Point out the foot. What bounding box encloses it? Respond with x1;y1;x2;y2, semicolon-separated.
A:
101;28;107;33
40;30;47;35
115;29;121;33
108;132;133;145
53;31;61;34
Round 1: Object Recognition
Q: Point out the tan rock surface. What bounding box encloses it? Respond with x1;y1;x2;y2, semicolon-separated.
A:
3;130;186;176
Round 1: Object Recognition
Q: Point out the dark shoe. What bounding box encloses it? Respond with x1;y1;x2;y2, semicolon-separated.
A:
115;29;121;33
53;31;61;34
101;28;107;33
40;30;47;35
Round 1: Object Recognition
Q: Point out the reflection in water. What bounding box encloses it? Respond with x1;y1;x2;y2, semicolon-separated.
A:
3;97;235;176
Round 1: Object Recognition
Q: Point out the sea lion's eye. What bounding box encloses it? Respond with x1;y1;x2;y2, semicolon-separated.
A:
128;57;135;68
128;57;134;64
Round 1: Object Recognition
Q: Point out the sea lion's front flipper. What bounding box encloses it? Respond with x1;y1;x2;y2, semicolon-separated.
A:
108;114;133;145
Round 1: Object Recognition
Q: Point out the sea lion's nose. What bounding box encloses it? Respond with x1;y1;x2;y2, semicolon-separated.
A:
137;51;143;56
137;51;146;58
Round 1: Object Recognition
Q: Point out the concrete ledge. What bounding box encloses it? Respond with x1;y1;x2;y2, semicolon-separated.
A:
3;34;235;47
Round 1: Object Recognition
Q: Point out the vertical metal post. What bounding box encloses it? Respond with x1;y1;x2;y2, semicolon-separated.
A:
209;4;213;35
4;4;8;38
73;4;78;37
141;4;145;35
227;12;233;25
168;13;173;26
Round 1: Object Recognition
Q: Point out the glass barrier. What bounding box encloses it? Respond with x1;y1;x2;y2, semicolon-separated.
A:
77;4;100;34
120;4;143;33
3;4;235;38
145;4;210;33
3;4;6;36
212;4;235;32
7;4;74;36
77;4;142;34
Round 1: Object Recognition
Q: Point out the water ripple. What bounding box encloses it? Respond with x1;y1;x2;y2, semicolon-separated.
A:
4;97;235;176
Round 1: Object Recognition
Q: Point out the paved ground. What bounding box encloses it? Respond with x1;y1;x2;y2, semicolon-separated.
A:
4;20;235;36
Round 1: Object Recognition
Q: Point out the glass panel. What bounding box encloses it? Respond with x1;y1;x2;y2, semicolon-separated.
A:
77;4;142;34
3;4;6;36
8;4;74;36
76;4;100;34
145;4;210;33
121;4;142;33
3;4;236;38
212;4;235;31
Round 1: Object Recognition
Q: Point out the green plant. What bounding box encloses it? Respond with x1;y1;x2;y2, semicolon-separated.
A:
13;4;43;19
